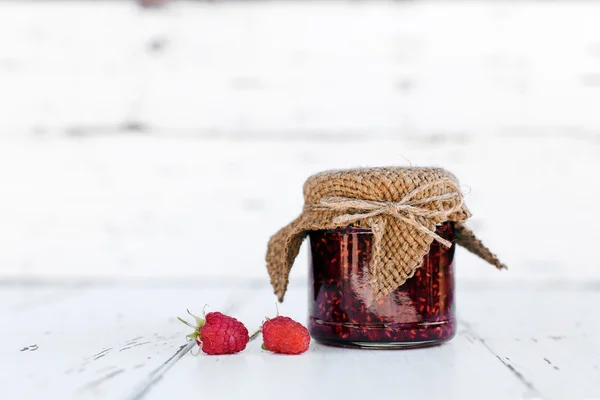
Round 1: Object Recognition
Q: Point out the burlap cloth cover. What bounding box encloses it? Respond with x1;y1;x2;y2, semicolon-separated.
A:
266;167;505;301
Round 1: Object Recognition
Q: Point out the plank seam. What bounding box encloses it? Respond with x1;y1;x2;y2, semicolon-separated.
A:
460;321;541;397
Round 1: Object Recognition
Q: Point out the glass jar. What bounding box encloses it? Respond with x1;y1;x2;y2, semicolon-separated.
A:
308;221;455;349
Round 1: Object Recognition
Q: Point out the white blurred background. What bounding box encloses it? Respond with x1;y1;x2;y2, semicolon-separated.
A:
0;0;599;287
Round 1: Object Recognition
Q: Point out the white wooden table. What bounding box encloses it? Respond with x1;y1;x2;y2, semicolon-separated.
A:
1;279;599;399
1;1;600;399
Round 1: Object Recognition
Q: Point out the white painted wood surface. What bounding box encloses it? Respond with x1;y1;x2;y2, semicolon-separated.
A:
1;281;599;399
1;1;600;134
1;135;599;283
1;1;599;399
0;1;599;284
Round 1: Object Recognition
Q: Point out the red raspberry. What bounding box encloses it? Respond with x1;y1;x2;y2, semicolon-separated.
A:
262;316;310;355
178;310;249;355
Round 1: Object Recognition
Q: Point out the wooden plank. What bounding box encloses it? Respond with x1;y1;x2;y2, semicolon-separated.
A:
1;2;600;134
0;284;85;312
0;136;598;285
473;338;600;400
458;289;600;339
0;283;255;399
2;283;598;399
141;283;534;400
459;290;600;399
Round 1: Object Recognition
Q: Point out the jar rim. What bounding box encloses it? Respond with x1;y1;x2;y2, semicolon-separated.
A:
313;221;453;236
316;226;373;235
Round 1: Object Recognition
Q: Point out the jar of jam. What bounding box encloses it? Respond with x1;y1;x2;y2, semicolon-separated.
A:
308;222;455;349
265;167;505;350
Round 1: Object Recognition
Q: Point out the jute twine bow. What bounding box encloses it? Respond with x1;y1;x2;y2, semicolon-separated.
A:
266;167;505;301
312;179;464;249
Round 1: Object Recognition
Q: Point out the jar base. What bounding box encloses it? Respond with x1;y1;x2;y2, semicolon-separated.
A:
309;317;455;349
313;337;450;350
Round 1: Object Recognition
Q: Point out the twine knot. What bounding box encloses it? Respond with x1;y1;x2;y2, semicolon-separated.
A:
312;179;464;249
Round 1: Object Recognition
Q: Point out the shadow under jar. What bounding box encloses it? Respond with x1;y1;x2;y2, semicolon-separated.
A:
308;222;455;349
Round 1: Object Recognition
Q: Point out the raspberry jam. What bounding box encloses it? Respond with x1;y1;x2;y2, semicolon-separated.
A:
308;222;455;348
